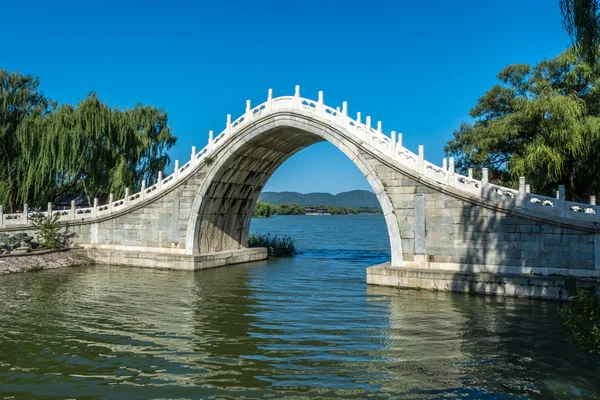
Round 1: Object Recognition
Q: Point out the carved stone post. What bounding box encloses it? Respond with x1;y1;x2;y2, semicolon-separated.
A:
317;91;323;117
417;145;424;174
518;177;526;208
109;193;114;213
448;158;455;187
226;114;232;136
191;146;196;167
245;100;251;122
124;188;130;206
294;85;300;109
93;198;98;218
558;185;566;217
23;204;28;224
157;172;163;191
590;195;596;206
390;131;397;160
342;101;348;128
0;205;4;228
47;202;53;217
481;168;489;198
366;116;372;144
174;160;180;180
267;88;273;111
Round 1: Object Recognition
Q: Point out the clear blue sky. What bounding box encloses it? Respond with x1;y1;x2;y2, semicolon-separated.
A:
1;0;570;194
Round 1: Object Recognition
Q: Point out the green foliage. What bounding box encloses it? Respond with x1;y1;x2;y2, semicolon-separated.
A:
560;276;600;354
248;233;297;257
253;200;277;218
445;48;600;200
0;70;54;212
252;201;382;217
26;265;43;272
204;156;215;166
29;212;65;250
560;1;600;66
0;70;177;211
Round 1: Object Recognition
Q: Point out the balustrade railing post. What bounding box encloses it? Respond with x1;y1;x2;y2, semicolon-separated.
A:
366;116;372;144
267;88;273;111
174;160;180;180
591;195;597;205
317;91;323;117
157;172;163;191
468;168;473;179
525;184;531;194
125;188;130;206
246;100;252;122
481;168;489;198
448;157;455;186
558;185;566;217
47;202;53;217
518;177;526;208
191;146;196;167
23;204;28;224
93;198;98;218
294;85;300;109
109;193;114;213
390;131;397;159
377;121;382;134
141;181;146;201
442;158;447;171
417;145;424;174
70;200;76;220
397;132;402;147
208;131;214;153
226;114;232;136
342;101;348;128
0;205;4;228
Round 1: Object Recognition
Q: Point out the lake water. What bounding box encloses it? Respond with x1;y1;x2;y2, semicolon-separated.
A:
0;214;599;399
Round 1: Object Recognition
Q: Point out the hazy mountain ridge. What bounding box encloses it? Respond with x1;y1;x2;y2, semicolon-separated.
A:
258;190;379;208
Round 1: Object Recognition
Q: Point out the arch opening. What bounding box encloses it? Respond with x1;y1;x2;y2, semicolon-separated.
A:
185;114;403;265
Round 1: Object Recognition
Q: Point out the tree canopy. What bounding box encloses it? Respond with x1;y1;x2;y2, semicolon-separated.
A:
561;0;600;66
445;48;600;201
0;70;176;211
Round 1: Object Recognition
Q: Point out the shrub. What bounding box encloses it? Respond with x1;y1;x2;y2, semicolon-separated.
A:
559;276;600;354
27;265;44;272
248;233;297;257
29;212;66;250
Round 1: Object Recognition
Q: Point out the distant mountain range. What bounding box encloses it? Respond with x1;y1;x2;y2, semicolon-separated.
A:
258;190;380;208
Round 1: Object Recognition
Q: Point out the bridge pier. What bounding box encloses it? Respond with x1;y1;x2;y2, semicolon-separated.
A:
79;247;267;270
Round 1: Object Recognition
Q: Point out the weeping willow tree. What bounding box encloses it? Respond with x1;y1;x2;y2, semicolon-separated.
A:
445;48;600;201
0;70;54;212
561;0;600;66
18;93;176;206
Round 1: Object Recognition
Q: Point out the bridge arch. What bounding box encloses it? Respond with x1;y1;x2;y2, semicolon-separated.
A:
184;110;403;265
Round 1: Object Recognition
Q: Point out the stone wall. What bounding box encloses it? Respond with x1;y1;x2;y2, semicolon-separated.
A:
362;152;599;276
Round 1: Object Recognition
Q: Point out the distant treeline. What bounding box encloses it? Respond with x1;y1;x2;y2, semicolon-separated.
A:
252;200;382;218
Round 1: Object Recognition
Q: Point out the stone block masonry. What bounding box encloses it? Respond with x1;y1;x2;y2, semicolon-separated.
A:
0;87;598;297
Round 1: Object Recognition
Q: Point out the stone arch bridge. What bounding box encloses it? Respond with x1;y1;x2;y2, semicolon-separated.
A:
1;87;599;298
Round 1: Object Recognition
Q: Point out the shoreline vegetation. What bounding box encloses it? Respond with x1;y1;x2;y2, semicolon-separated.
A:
252;200;382;218
248;233;297;257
